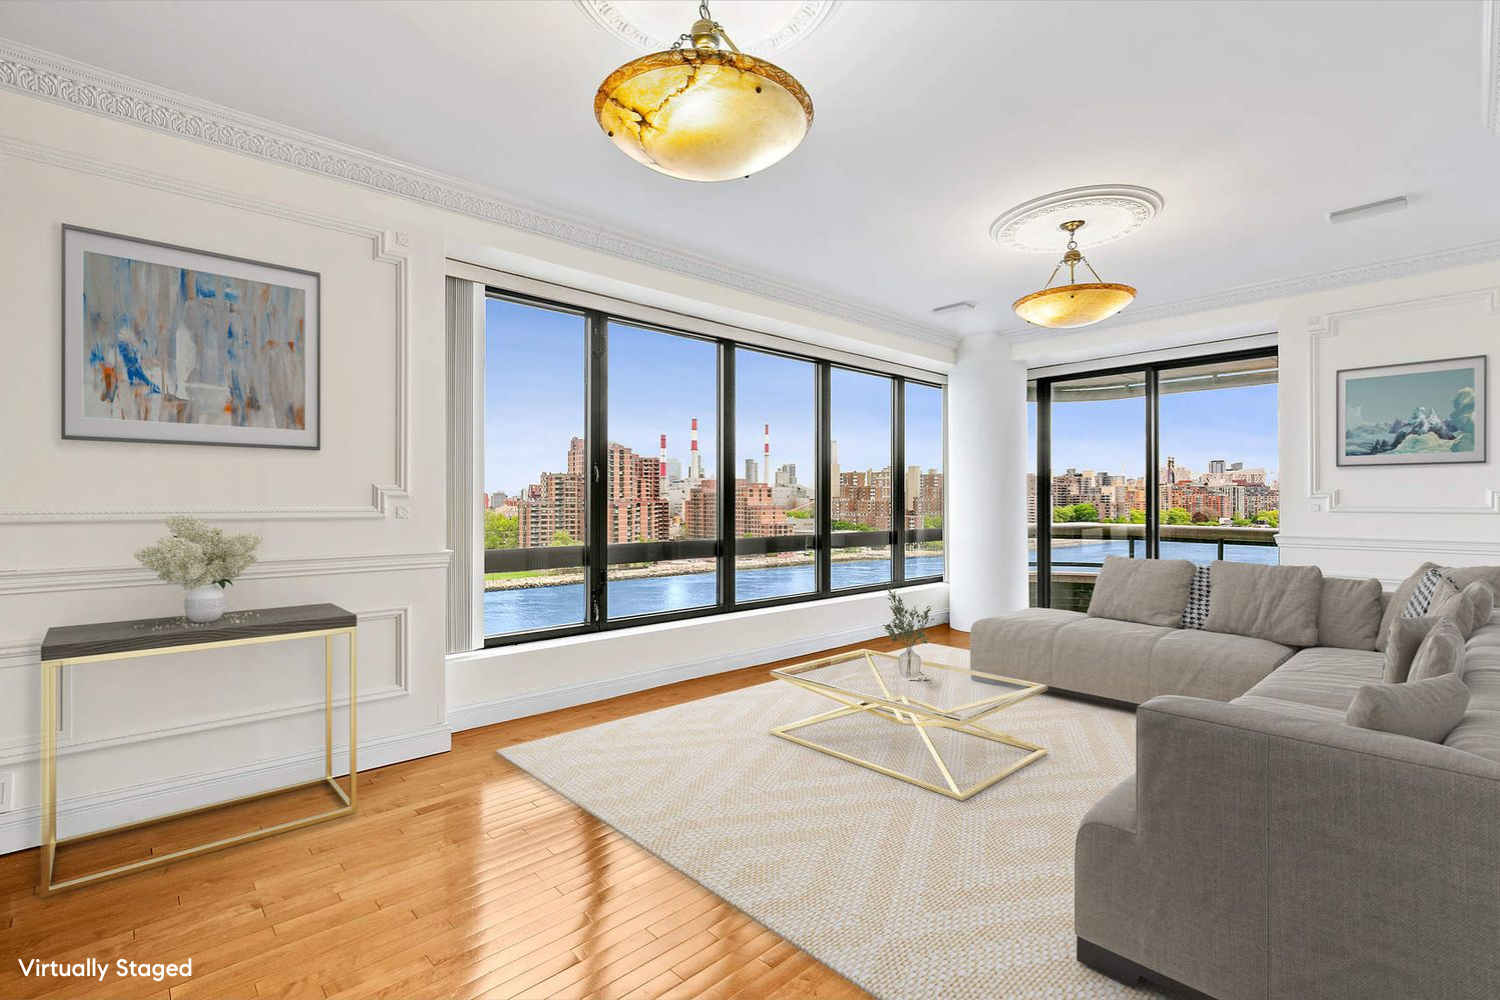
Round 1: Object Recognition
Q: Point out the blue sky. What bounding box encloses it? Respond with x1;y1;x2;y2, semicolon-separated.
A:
1027;381;1279;480
484;299;942;494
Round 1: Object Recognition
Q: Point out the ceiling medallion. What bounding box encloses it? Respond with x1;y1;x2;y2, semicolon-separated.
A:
593;1;814;182
1011;220;1138;329
990;185;1164;253
576;1;840;55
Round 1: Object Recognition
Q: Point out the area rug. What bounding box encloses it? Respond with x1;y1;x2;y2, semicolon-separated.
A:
499;644;1158;999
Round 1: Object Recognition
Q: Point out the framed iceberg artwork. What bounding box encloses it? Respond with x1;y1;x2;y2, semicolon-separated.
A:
1337;355;1485;467
62;225;320;449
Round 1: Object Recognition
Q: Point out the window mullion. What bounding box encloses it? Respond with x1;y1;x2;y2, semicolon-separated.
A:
891;377;906;586
815;362;832;597
719;344;736;610
587;311;609;627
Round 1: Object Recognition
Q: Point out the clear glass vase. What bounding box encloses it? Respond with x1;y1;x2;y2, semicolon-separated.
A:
897;646;926;681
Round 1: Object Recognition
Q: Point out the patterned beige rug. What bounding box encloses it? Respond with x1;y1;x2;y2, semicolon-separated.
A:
500;644;1158;999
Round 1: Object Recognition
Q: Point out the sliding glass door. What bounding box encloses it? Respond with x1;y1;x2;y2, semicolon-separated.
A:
1030;349;1278;610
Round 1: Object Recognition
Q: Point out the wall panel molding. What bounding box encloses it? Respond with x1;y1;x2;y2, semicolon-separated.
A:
0;38;956;349
1305;288;1500;515
1486;0;1500;135
0;134;413;523
0;549;450;597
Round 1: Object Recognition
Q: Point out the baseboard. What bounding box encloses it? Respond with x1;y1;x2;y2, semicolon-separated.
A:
446;612;951;733
0;723;450;855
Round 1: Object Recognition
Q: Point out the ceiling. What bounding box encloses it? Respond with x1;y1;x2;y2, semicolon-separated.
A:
1;0;1496;344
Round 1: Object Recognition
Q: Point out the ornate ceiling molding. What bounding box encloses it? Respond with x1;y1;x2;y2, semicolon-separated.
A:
1485;1;1500;135
0;37;955;349
574;1;840;55
990;185;1164;253
1000;236;1500;342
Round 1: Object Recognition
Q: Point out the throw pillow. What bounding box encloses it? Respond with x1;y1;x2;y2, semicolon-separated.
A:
1403;567;1456;618
1180;565;1212;631
1317;576;1384;651
1383;617;1441;684
1426;578;1472;635
1204;562;1323;648
1407;618;1467;683
1377;562;1440;652
1467;581;1496;633
1347;672;1470;744
1086;557;1197;628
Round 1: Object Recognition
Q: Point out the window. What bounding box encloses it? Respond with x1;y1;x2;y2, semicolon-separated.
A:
478;288;946;646
482;296;588;637
734;349;817;602
1029;349;1279;611
903;381;944;580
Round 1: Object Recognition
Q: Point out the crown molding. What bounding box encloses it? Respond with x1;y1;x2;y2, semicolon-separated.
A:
1485;1;1500;135
1000;236;1500;343
0;37;957;349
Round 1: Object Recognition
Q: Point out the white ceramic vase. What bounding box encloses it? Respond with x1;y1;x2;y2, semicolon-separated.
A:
184;584;226;623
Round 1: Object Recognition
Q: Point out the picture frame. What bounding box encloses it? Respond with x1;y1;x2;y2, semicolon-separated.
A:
62;225;320;449
1336;355;1485;467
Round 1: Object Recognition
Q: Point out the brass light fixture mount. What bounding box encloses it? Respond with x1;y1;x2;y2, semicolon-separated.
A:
1011;219;1138;329
594;0;814;183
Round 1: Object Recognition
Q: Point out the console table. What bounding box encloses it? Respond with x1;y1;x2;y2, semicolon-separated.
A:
39;604;358;895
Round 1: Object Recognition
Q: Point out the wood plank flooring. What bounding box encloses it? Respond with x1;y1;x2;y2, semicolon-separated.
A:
0;626;968;999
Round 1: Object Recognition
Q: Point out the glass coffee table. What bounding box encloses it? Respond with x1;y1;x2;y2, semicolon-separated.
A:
770;647;1047;800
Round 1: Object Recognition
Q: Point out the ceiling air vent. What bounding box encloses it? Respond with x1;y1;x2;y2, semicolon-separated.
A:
931;300;976;315
1327;195;1408;224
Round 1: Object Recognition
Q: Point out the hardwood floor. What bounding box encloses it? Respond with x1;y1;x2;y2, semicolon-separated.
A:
0;626;968;1000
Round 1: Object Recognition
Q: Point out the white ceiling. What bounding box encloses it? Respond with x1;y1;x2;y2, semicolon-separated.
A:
1;0;1497;343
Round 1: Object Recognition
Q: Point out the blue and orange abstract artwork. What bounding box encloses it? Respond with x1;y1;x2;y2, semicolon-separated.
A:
64;228;319;448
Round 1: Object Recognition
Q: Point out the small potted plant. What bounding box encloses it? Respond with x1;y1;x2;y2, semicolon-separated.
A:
136;516;261;623
884;590;932;681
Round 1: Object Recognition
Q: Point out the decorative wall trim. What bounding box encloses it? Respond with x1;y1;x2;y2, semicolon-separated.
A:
1002;237;1500;343
1305;289;1500;514
447;610;948;733
1485;1;1500;135
0;722;450;854
0;549;450;597
0;134;413;522
0;606;411;763
1277;534;1500;559
0;38;955;349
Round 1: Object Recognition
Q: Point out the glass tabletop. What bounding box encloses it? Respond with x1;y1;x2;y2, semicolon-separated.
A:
771;647;1044;722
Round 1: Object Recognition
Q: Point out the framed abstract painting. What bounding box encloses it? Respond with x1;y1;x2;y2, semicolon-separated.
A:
1337;355;1485;466
62;226;320;449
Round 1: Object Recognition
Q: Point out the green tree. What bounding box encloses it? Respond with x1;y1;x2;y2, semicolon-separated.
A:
1052;504;1075;523
552;530;579;547
1072;503;1099;523
923;514;943;529
832;519;874;532
1161;507;1193;525
786;507;813;520
1230;516;1254;527
1254;509;1279;528
483;510;518;550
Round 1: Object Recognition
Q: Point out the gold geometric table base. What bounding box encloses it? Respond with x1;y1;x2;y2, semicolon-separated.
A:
40;626;357;895
770;649;1048;801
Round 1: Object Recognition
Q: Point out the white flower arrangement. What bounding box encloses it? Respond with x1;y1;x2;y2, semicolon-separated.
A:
135;516;260;590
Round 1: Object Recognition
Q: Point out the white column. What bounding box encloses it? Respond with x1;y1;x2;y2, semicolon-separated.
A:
947;333;1029;630
445;277;485;654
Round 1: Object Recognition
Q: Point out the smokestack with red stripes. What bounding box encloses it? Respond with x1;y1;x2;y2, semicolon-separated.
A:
689;418;703;480
763;423;771;485
659;433;668;489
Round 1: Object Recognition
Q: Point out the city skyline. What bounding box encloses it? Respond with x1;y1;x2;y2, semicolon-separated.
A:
485;297;942;496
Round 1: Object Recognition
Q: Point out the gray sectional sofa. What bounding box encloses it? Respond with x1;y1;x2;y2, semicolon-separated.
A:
971;558;1500;1000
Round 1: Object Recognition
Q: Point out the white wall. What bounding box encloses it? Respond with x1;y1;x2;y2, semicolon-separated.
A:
0;87;951;852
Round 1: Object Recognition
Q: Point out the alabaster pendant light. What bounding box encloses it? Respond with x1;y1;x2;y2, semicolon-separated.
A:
1012;220;1138;329
594;1;814;182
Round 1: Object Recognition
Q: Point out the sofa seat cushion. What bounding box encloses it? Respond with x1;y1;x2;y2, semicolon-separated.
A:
968;608;1086;688
1049;617;1171;704
1148;630;1296;702
1230;695;1348;724
1442;710;1500;764
1239;646;1383;713
1463;666;1500;712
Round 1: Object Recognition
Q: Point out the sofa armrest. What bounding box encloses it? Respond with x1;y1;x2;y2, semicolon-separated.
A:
1105;696;1500;1000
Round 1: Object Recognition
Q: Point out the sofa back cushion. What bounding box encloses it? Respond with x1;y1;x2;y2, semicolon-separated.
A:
1317;576;1384;651
1408;618;1467;682
1467;581;1496;633
1205;562;1323;647
1384;617;1441;684
1087;556;1196;628
1348;672;1470;744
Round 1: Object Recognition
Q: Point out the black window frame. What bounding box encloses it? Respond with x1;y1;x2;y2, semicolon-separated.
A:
482;288;946;647
1031;345;1279;608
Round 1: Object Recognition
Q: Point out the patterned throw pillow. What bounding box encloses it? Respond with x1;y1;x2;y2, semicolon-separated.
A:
1403;567;1457;619
1181;565;1212;630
